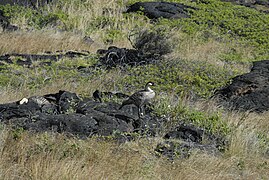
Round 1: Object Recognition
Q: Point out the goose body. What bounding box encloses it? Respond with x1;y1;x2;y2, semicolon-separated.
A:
119;82;155;118
18;96;51;108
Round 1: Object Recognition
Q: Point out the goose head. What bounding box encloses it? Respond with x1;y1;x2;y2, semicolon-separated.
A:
145;81;155;91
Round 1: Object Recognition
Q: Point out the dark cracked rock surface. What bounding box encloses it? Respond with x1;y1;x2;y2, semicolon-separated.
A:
215;60;269;112
126;2;197;19
0;90;163;138
96;46;159;68
155;123;226;159
0;45;168;71
0;51;90;67
94;38;171;68
0;90;227;158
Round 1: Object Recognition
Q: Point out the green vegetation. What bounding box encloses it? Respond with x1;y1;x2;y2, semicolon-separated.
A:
159;0;269;60
1;0;268;60
0;55;97;89
0;0;269;179
120;59;240;98
153;94;230;136
0;4;68;29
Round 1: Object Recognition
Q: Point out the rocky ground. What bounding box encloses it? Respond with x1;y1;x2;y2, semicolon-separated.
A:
0;0;269;166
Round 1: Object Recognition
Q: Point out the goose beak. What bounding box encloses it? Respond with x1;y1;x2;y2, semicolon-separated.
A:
147;82;155;86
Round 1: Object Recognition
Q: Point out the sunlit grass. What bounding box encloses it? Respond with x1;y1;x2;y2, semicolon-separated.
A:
0;0;269;179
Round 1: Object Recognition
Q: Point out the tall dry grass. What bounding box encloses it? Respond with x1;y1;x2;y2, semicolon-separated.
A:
1;90;269;179
171;31;253;74
0;0;154;56
0;121;268;180
0;30;94;55
0;0;268;179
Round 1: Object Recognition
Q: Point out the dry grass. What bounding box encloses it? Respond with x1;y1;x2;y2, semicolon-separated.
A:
2;91;268;179
171;31;253;74
0;0;268;179
0;120;268;180
0;30;95;55
0;0;150;55
177;36;254;62
1;83;269;179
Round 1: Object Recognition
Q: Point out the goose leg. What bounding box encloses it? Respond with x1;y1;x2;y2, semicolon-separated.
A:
139;107;144;118
138;107;143;119
141;106;144;116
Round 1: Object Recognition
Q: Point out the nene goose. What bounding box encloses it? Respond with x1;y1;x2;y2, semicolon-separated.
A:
119;82;155;118
18;96;50;107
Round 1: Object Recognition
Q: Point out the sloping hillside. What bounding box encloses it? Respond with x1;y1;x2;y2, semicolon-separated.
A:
0;0;269;179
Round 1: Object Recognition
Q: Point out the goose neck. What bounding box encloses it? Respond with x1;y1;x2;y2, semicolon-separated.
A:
146;86;153;92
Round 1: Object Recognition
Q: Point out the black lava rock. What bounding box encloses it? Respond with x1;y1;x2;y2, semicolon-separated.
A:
215;60;269;112
126;2;197;19
0;90;162;138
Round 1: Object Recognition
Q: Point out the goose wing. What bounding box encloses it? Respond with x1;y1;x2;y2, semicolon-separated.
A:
129;89;151;106
129;90;144;101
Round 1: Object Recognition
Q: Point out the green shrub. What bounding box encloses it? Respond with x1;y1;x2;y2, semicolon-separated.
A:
0;4;68;29
0;56;98;90
155;0;269;60
152;94;230;135
120;59;240;98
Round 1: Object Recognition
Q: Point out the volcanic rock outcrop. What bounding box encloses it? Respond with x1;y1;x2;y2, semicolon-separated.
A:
215;60;269;112
0;90;162;138
0;51;90;67
126;2;197;19
95;28;172;68
155;123;226;159
96;46;156;68
0;90;226;158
